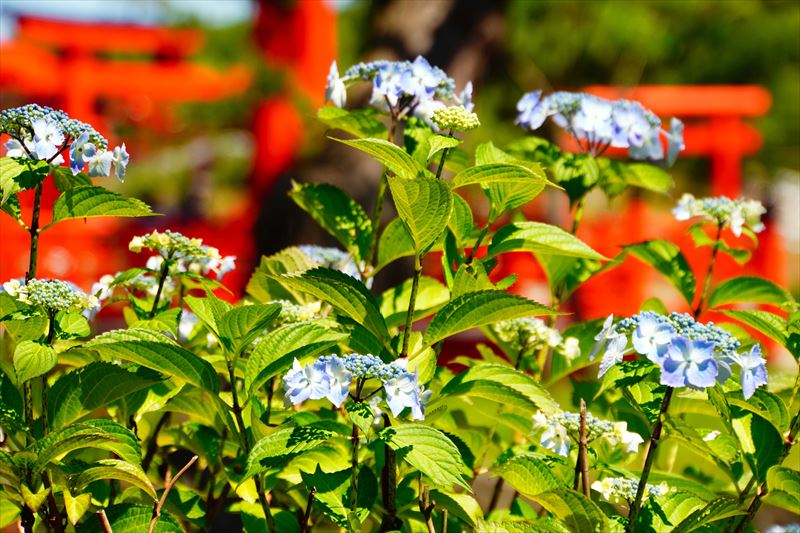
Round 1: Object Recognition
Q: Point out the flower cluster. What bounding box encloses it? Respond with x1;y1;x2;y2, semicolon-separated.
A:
531;410;643;457
492;317;581;361
3;278;98;314
129;230;236;280
269;299;320;327
1;104;129;181
325;57;473;125
515;91;684;164
431;106;480;132
298;245;361;279
591;476;669;504
283;354;431;420
592;312;767;399
673;193;766;237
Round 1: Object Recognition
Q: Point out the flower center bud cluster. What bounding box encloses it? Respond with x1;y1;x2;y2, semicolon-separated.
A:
591;477;669;504
283;354;431;420
432;106;480;132
298;245;361;279
531;409;643;457
492;317;581;361
672;193;766;237
130;230;236;280
3;278;98;314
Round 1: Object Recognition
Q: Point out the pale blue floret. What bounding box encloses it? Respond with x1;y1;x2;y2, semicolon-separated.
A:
283;358;330;405
660;336;718;389
69;132;97;175
632;314;675;364
734;344;768;400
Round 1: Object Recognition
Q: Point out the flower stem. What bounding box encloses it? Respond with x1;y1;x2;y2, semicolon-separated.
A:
573;399;591;497
693;222;723;318
366;116;399;268
149;260;170;318
466;222;491;264
401;255;422;357
300;486;316;533
626;386;674;532
350;423;359;511
26;183;44;282
571;197;586;235
434;129;454;180
380;414;401;532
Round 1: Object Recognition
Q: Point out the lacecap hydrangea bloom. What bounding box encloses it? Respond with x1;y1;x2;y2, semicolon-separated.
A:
129;230;236;280
431;105;480;132
672;193;766;237
531;410;643;457
283;354;431;420
591;477;669;504
515;91;684;165
592;312;767;399
3;278;98;314
1;104;128;181
325;57;473;125
492;317;581;361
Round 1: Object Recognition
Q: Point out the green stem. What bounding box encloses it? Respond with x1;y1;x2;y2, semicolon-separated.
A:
149;260;170;319
350;423;359;511
380;415;401;532
571;197;586;235
26;183;43;282
401;255;422;357
41;311;56;436
466;222;491;264
434;129;454;180
626;387;674;532
693;222;723;318
227;362;275;531
366;116;398;268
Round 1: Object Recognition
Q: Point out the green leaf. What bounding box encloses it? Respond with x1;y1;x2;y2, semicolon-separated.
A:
387;175;453;254
245;321;346;394
84;328;219;392
623;240;696;306
289;181;372;262
531;488;608;533
34;419;142;472
346;402;375;437
448;193;475;247
317;105;388;138
56;311;91;339
13;340;57;383
451;263;495;299
333;137;428;179
71;459;156;499
451;163;546;189
489;221;607;260
299;466;350;527
275;268;391;350
218;303;281;354
245;424;334;480
550;153;600;205
1;193;21;220
424;290;556;347
718;309;788;346
246;247;320;303
763;466;800;514
494;455;561;498
48;362;164;428
1;157;48;204
78;504;183;533
428;490;483;528
50;185;156;224
624;163;674;193
379;424;470;491
439;363;559;415
727;388;789;433
375;218;415;272
62;486;92;525
379;275;449;328
671;497;744;533
427;134;462;162
52;166;91;192
708;276;792;309
730;407;783;482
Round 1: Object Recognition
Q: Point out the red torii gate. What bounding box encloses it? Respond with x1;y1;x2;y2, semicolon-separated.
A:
0;5;337;295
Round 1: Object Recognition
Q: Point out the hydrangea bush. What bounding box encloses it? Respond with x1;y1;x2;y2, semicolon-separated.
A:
0;56;797;533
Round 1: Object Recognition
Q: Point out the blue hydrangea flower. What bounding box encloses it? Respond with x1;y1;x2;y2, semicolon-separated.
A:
660;336;718;389
69;132;97;175
632;314;675;363
325;60;347;108
112;143;129;182
515;90;548;130
323;356;353;408
32;118;64;160
283;358;330;405
88;151;113;177
733;344;768;400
